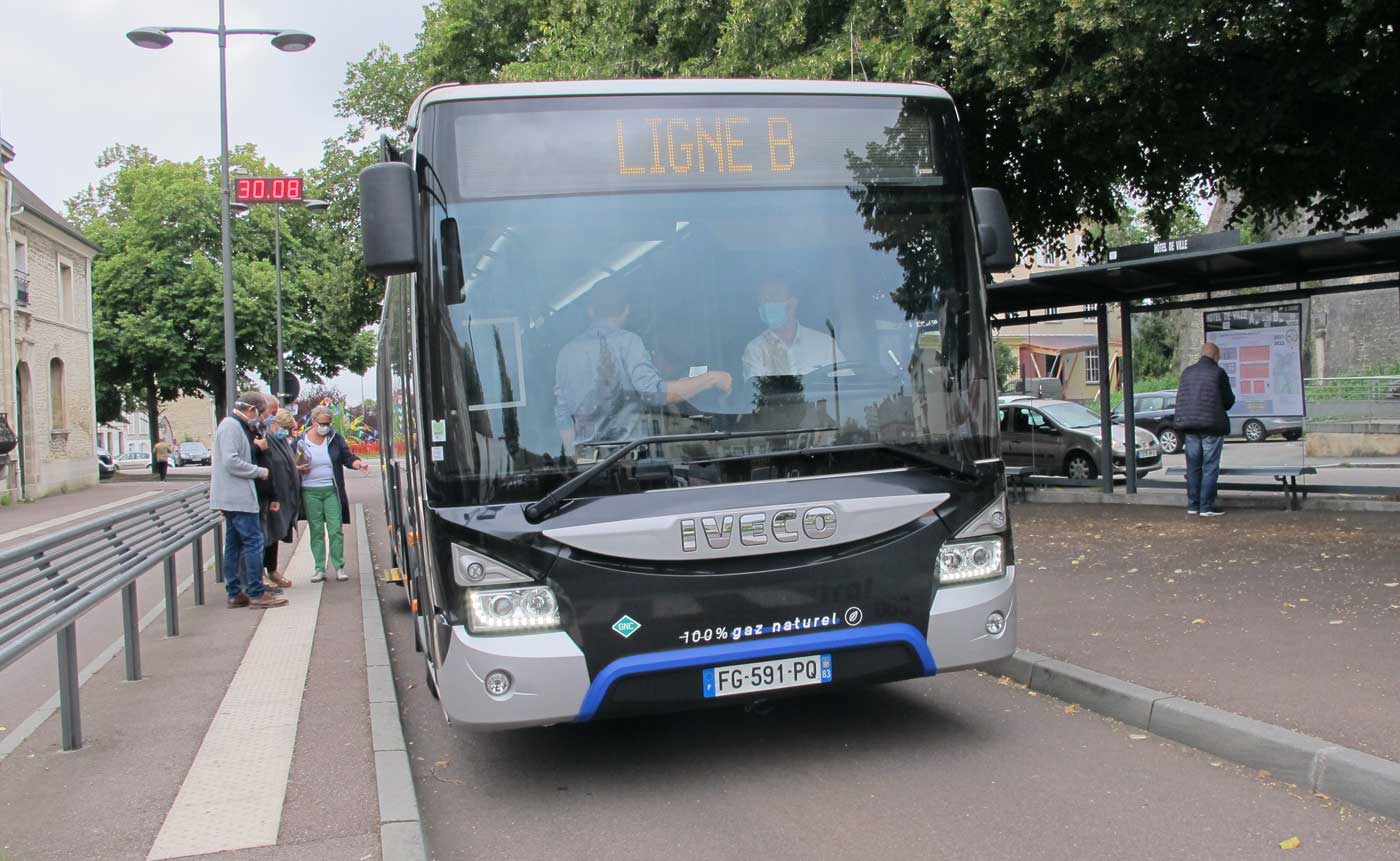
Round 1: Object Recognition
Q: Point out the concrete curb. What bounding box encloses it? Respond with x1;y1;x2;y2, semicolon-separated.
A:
985;650;1400;822
356;504;429;861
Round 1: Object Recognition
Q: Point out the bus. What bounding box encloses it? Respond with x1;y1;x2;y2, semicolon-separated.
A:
365;79;1019;729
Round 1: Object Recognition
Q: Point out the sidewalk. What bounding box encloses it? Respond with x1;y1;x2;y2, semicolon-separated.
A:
0;482;175;544
1010;502;1400;762
0;509;401;860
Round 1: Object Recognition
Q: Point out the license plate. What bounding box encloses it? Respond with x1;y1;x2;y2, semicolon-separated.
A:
1140;446;1158;457
702;653;832;698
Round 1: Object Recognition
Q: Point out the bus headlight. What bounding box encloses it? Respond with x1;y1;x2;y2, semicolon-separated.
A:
466;585;561;633
937;538;1005;585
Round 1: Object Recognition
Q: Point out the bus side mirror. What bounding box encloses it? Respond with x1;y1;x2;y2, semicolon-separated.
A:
361;162;420;278
972;188;1016;273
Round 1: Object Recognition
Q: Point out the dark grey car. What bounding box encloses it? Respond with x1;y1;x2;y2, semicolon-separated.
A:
999;398;1162;480
1112;389;1303;454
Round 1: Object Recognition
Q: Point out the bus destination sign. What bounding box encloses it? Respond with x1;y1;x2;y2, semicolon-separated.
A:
455;99;941;200
234;177;304;204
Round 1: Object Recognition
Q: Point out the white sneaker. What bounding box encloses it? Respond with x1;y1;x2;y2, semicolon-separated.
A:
310;570;326;583
335;568;349;581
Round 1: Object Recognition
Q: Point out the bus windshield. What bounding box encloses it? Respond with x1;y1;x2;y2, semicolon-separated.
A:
419;94;997;507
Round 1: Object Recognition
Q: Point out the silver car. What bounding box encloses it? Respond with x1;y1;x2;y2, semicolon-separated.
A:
999;398;1162;480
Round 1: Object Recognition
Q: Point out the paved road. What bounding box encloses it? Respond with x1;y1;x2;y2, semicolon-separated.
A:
1013;502;1400;761
356;483;1400;859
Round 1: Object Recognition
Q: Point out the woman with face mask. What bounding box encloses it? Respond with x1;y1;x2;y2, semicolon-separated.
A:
257;408;302;591
296;405;371;582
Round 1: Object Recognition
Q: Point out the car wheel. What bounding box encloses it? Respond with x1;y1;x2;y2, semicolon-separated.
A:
1283;430;1302;441
1157;428;1181;455
1243;419;1267;442
1065;452;1098;480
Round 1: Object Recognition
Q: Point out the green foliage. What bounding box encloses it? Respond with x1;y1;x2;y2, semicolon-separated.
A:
69;146;382;419
336;1;1400;249
993;341;1016;392
1132;311;1183;379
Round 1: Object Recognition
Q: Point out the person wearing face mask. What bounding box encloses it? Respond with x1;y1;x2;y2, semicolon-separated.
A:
296;405;370;582
742;280;844;379
553;276;731;456
209;391;286;609
257;407;301;592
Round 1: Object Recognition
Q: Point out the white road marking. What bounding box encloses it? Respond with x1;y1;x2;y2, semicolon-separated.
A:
146;535;322;860
0;491;163;545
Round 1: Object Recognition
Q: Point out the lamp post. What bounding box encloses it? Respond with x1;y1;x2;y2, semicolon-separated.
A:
274;199;329;403
127;5;314;413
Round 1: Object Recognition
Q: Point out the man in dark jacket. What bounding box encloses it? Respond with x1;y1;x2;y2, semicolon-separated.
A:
1173;342;1236;516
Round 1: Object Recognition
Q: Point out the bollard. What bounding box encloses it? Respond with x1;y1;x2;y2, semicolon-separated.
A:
122;581;142;681
191;536;205;607
164;556;179;637
57;622;82;751
213;522;224;590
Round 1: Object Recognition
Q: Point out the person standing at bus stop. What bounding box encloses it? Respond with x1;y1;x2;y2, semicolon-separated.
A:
210;392;287;608
1174;342;1236;517
296;405;370;582
258;406;300;593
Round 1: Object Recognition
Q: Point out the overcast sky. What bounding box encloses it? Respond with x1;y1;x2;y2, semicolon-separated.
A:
1;0;421;403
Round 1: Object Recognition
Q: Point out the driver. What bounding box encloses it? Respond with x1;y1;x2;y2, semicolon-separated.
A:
742;280;845;378
554;277;731;456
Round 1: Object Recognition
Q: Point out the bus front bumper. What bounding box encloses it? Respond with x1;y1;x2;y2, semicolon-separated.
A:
438;567;1016;730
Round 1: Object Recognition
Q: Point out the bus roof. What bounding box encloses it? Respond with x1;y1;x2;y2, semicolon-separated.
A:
407;79;954;133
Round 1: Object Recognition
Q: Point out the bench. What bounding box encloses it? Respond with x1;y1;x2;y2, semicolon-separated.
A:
1005;466;1035;503
1164;465;1318;510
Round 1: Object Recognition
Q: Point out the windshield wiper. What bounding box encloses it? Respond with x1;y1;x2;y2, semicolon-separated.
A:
794;441;982;482
524;427;836;523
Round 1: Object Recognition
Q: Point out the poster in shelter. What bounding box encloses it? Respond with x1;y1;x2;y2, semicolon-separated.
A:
1203;304;1304;417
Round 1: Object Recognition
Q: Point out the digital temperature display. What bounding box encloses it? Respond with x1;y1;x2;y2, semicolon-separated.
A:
234;177;303;203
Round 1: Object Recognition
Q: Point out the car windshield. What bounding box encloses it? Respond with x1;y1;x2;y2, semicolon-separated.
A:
415;94;996;507
1041;401;1103;429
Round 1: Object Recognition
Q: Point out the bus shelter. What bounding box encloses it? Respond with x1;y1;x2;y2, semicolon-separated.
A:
986;228;1400;495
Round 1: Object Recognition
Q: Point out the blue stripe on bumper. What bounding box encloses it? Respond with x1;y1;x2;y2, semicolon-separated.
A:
577;622;936;721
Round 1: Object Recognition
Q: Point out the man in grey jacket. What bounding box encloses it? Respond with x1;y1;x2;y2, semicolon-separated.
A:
210;392;287;608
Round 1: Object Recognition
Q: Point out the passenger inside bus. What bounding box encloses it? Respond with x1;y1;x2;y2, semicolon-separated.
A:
552;276;731;456
741;279;847;379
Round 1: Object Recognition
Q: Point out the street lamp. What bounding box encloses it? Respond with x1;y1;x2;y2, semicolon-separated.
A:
273;198;329;403
126;5;315;414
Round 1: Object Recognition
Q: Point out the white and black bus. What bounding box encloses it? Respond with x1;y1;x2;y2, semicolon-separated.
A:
365;79;1019;729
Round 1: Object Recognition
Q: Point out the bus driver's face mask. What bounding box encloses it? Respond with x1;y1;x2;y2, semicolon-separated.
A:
759;302;787;330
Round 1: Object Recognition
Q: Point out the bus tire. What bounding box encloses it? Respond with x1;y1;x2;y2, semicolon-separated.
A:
426;660;440;700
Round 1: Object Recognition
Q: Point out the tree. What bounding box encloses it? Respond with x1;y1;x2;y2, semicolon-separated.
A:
337;1;1400;251
70;146;379;429
993;341;1017;392
1133;312;1183;380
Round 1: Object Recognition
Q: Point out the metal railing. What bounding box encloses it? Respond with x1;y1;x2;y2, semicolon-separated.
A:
0;483;224;750
1304;375;1400;401
13;269;29;306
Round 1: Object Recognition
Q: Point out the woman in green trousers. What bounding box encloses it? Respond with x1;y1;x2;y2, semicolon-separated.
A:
296;406;370;582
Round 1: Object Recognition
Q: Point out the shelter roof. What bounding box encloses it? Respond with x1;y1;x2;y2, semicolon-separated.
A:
988;229;1400;315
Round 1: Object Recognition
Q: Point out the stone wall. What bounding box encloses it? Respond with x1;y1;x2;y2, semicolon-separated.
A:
10;220;98;498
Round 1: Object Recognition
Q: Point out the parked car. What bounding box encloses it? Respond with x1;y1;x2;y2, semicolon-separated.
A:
115;450;152;474
97;446;117;480
998;398;1162;480
1111;389;1304;454
175;441;211;467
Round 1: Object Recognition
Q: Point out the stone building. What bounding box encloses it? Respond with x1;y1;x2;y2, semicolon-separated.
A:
2;138;101;499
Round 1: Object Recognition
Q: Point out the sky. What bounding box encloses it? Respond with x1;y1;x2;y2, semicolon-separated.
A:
0;0;422;403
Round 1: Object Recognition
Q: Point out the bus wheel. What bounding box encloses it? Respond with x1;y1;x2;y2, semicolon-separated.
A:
426;660;440;700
